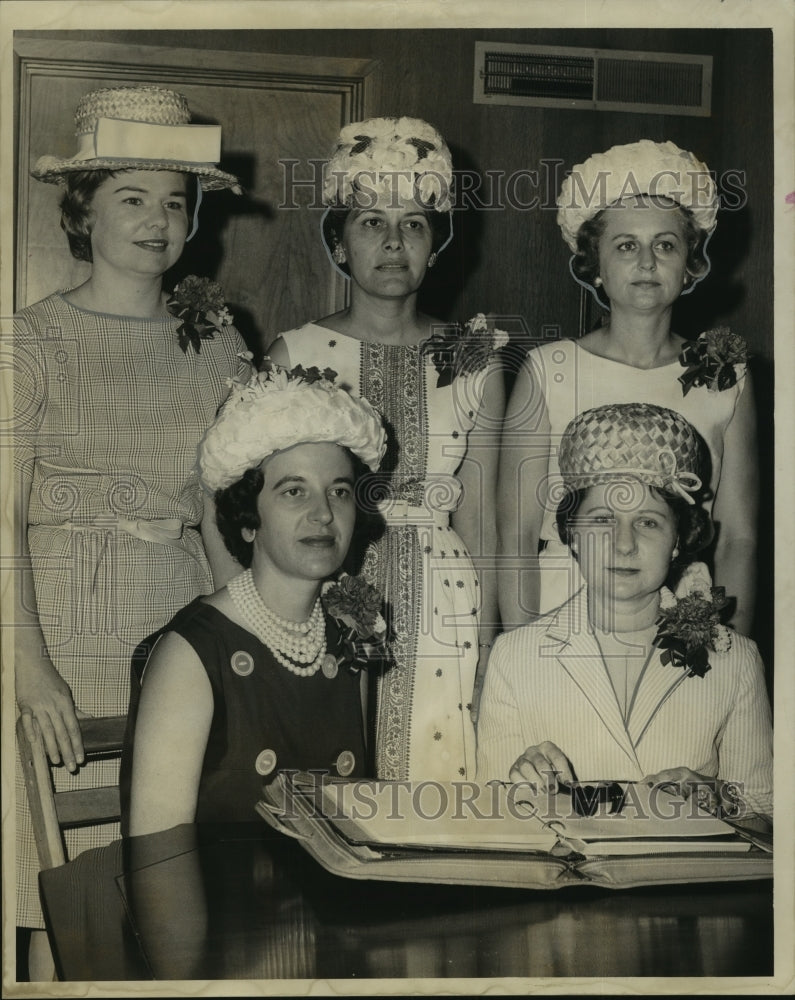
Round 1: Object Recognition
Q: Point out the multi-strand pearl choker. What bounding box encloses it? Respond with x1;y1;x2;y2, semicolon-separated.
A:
228;569;326;677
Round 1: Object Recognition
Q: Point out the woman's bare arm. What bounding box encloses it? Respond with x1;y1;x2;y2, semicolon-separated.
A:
14;462;84;770
127;631;214;837
712;371;759;635
496;356;552;630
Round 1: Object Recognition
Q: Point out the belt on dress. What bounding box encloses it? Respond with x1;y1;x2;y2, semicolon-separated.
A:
376;499;451;528
54;516;188;551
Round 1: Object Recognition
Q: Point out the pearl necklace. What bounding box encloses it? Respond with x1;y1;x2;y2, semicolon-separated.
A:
228;570;326;677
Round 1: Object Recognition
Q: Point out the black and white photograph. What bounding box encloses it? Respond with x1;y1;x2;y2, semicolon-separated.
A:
1;1;793;996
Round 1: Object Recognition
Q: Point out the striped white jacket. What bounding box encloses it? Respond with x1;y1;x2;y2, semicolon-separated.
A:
476;587;773;816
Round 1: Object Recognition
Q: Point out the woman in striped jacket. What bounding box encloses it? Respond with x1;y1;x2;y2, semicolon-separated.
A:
477;402;772;825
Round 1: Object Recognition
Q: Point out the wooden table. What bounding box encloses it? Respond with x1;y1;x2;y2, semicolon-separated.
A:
39;821;773;982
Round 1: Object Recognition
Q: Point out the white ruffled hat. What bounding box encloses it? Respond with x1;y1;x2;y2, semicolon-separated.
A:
556;139;718;251
323;116;453;212
198;364;387;493
32;85;241;193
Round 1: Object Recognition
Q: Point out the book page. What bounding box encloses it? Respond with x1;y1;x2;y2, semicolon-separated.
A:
316;780;559;851
512;781;752;854
313;779;751;855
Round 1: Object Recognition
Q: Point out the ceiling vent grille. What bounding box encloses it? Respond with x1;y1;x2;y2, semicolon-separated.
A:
474;42;712;117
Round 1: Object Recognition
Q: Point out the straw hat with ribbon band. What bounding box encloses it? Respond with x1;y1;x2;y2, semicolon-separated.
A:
557;402;707;505
197;362;387;494
32;85;242;191
321;116;454;276
32;86;242;240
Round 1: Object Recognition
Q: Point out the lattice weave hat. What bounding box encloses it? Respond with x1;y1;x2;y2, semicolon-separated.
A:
323;116;453;212
558;402;707;504
556;139;718;252
31;85;241;193
198;364;387;493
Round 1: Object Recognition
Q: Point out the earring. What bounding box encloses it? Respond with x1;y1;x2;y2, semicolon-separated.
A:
332;244;347;265
671;546;680;560
242;527;256;543
593;276;602;287
426;252;437;269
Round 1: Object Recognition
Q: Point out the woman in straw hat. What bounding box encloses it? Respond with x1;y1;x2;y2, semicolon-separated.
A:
478;403;772;827
123;363;387;835
267;117;506;782
498;140;756;637
13;84;249;969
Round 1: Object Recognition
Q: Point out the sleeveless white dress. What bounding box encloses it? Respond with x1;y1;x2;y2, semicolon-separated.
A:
276;322;498;782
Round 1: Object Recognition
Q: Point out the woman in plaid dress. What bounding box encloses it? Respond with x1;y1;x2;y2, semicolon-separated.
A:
14;85;249;974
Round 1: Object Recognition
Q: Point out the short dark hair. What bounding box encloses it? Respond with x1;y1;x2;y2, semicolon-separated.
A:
214;466;265;568
571;202;711;294
322;206;451;276
555;483;714;564
59;169;199;263
213;449;366;569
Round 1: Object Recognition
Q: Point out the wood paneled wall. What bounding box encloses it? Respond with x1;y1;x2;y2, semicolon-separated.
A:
15;27;775;656
18;27;773;360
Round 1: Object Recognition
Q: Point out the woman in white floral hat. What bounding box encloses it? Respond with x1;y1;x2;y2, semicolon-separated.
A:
478;403;772;830
267;116;506;782
13;84;250;972
498;140;757;638
123;363;387;836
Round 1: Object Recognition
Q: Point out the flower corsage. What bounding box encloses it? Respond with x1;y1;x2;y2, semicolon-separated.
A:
167;275;234;354
322;573;390;672
654;585;732;678
423;313;509;388
678;327;748;396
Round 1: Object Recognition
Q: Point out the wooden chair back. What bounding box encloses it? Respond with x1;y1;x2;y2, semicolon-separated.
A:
17;714;128;870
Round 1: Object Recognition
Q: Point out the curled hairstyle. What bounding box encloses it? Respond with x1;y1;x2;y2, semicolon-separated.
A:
213;450;367;569
59;169;199;263
322;206;451;277
571;203;711;294
555;484;714;567
214;467;265;569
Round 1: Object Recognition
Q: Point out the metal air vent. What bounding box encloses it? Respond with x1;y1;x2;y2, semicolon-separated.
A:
474;42;712;117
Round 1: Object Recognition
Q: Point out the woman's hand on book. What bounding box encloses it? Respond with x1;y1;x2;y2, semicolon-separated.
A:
641;767;720;813
509;741;575;791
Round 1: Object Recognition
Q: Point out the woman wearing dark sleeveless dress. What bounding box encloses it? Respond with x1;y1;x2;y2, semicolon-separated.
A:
124;364;387;834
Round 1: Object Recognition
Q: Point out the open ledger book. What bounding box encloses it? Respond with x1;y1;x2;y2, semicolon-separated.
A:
257;773;772;890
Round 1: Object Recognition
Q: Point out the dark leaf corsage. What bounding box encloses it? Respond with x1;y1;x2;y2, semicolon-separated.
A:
322;573;389;672
258;355;339;385
423;313;509;389
167;275;234;354
678;327;748;396
654;586;733;678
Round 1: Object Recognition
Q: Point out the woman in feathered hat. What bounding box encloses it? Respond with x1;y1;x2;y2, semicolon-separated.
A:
123;364;387;835
497;140;756;638
13;84;249;967
267;117;506;782
478;403;772;830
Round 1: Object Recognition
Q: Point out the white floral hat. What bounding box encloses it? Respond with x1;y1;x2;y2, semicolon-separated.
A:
32;85;242;193
556;139;718;251
323;116;453;212
198;363;387;493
